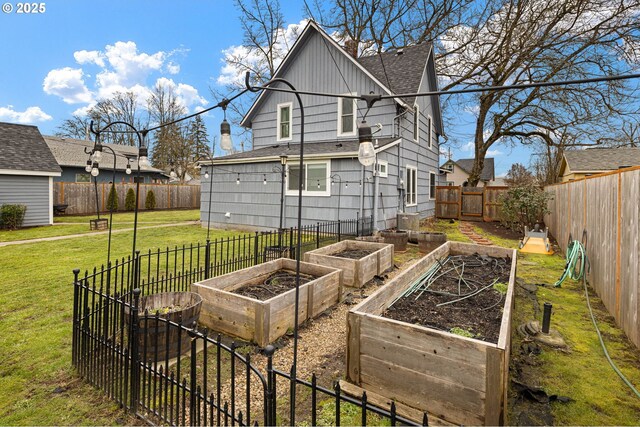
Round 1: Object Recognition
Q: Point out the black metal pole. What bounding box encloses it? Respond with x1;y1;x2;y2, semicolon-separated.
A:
93;175;100;221
99;144;118;267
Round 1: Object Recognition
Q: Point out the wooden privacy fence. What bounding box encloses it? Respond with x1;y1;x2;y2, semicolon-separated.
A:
54;182;200;215
435;185;508;222
545;167;640;349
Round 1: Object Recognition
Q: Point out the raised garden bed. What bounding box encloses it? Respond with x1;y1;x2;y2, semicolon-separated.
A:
304;240;393;288
346;241;516;425
192;258;342;347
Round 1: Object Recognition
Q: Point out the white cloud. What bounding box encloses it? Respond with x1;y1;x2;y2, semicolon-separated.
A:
166;62;180;74
74;50;105;67
155;77;208;111
43;67;93;104
462;141;475;152
0;105;52;123
487;149;503;156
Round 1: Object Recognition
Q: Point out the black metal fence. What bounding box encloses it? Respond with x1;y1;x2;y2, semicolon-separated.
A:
72;216;428;426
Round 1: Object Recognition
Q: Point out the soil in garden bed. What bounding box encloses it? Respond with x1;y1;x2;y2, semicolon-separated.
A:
233;269;318;301
333;248;376;259
383;254;511;343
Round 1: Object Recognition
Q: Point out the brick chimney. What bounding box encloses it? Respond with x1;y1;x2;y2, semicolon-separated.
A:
344;39;358;58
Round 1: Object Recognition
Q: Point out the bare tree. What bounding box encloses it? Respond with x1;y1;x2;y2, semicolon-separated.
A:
147;81;187;171
504;162;535;186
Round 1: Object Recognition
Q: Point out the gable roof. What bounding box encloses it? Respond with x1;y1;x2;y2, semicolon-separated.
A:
561;148;640;174
445;158;495;181
0;122;61;175
241;20;441;130
44;135;165;174
204;137;400;165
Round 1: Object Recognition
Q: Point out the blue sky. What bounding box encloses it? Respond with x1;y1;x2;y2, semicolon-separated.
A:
0;0;527;175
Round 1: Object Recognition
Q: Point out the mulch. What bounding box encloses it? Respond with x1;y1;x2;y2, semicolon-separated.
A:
333;248;376;259
233;270;317;300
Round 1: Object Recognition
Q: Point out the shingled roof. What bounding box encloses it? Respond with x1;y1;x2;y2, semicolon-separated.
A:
563;148;640;172
208;137;400;164
357;43;432;106
44;135;164;173
0;122;61;174
449;158;495;182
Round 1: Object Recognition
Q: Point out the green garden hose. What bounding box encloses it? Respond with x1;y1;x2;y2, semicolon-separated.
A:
554;240;586;287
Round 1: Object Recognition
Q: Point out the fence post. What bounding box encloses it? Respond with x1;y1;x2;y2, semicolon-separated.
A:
264;345;276;426
289;227;294;260
204;239;211;280
356;212;360;237
254;232;260;265
189;330;198;426
316;222;320;248
338;220;341;242
72;268;80;366
129;288;141;414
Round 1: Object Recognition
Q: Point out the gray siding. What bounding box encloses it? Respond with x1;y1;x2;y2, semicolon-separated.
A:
0;175;51;227
57;167;163;184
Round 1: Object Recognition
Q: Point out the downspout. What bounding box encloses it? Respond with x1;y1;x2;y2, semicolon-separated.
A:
359;164;365;219
373;163;380;231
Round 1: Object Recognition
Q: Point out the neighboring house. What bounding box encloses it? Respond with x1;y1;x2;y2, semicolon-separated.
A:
0;122;61;226
488;177;507;187
558;147;640;182
200;21;444;231
440;158;495;187
44;136;168;184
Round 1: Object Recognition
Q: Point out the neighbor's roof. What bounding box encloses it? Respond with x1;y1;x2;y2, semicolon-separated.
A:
357;43;432;107
203;137;401;165
445;158;495;182
0;122;61;175
44;135;164;174
563;148;640;173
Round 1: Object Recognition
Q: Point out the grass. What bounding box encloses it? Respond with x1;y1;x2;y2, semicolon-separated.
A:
0;209;200;243
0;213;240;425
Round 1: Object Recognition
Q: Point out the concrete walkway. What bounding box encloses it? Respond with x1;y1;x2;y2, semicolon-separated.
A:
0;221;199;248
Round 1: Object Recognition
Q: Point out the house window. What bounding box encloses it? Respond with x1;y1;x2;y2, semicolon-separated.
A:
413;103;419;142
446;181;455;186
277;102;292;141
406;165;417;206
287;160;331;196
134;176;145;184
429;171;436;199
376;160;388;178
338;96;356;136
76;173;90;183
427;115;433;149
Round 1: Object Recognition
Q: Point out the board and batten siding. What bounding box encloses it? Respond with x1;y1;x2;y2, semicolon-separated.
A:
0;175;52;226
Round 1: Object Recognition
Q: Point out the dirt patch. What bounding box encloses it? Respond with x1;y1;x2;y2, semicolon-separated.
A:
333;248;376;259
383;254;511;343
233;270;317;300
474;220;523;240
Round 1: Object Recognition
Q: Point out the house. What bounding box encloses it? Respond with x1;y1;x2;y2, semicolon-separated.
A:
440;158;495;187
558;147;640;182
200;21;444;231
0;122;61;226
44;135;168;184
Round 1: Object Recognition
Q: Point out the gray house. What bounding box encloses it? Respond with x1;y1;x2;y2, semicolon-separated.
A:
0;122;61;226
44;136;168;184
201;21;443;231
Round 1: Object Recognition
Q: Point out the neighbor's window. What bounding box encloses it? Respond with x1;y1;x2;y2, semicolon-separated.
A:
287;160;330;196
406;165;417;206
376;160;388;178
338;96;356;136
76;173;90;183
277;102;292;141
413;103;420;142
429;171;436;199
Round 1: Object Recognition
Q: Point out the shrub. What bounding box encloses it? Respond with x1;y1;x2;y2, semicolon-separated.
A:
145;190;156;210
499;185;551;232
107;184;118;212
125;188;136;211
0;204;27;230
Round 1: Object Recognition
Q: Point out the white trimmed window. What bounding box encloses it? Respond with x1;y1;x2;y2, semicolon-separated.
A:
429;171;436;199
406;165;417;206
427;115;433;149
337;96;356;136
286;160;331;197
413;103;420;142
376;160;388;178
277;102;293;141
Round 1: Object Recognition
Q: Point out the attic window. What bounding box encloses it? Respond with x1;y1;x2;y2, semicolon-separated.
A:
277;102;292;141
413;103;420;142
337;95;357;137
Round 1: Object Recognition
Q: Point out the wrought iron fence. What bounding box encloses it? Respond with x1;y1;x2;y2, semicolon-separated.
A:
71;216;427;426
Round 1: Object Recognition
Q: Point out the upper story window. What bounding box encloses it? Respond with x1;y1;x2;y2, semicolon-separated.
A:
337;96;356;136
277;102;293;141
406;165;417;206
413;103;420;142
287;160;331;197
427;115;433;149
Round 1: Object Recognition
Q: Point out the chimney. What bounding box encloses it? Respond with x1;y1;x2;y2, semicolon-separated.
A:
345;39;358;58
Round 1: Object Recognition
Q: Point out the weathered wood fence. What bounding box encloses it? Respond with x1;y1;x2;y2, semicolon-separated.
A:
545;167;640;348
435;185;508;222
54;182;201;215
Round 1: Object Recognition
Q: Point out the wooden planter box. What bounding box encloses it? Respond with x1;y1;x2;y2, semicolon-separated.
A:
304;240;394;288
89;218;108;230
192;258;342;347
346;241;516;426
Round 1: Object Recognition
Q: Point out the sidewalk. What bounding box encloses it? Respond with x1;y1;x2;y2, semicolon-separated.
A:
0;221;199;247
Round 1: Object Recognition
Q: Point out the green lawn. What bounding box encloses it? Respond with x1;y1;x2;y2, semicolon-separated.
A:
0;209;200;243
